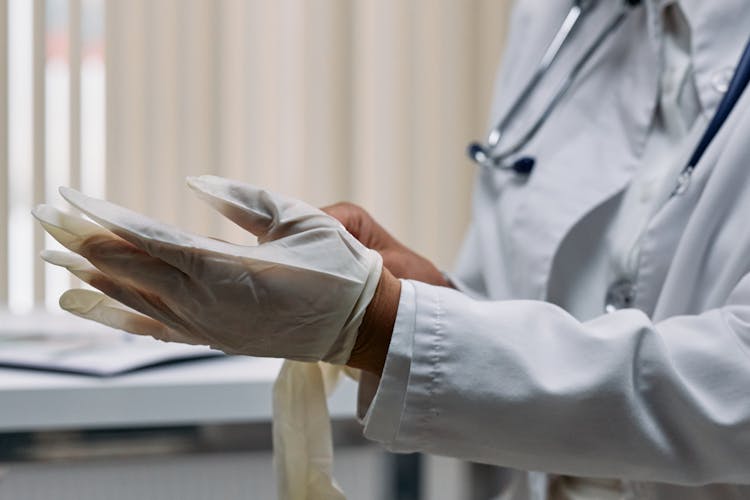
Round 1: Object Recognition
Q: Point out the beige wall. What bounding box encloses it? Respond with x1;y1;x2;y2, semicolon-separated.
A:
105;0;511;269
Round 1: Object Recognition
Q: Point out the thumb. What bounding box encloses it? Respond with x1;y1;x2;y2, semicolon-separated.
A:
186;175;341;242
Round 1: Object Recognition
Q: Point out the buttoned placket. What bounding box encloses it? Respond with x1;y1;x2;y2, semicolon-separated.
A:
604;1;704;313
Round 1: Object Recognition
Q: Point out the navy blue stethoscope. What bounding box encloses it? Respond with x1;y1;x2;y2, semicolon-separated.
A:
467;0;750;187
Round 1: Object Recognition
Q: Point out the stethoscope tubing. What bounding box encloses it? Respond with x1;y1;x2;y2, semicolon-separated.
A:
671;33;750;196
486;2;587;148
470;0;750;193
468;0;640;172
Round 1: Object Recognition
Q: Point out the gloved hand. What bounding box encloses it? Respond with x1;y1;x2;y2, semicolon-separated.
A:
322;202;450;287
32;175;383;365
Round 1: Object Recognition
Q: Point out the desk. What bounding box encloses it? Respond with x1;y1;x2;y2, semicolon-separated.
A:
0;316;462;499
0;356;358;432
0;311;358;432
0;350;376;500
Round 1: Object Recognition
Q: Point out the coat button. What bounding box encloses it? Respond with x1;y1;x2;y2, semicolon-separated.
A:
712;67;735;94
605;279;635;313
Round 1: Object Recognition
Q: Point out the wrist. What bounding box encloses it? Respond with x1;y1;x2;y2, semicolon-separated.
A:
347;269;401;376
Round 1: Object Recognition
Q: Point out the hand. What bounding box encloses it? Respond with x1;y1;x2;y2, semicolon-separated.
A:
32;176;383;365
322;202;450;287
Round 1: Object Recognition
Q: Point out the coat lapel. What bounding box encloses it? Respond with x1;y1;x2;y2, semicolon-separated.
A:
505;5;662;299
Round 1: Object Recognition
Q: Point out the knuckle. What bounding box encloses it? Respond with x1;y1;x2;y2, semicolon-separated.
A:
324;202;368;229
325;201;359;215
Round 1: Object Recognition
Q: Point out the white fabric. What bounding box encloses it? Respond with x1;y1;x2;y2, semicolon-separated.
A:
363;0;750;498
32;176;382;364
548;1;702;324
604;2;700;303
551;7;700;496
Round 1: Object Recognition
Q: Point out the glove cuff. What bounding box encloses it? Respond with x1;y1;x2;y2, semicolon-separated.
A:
321;249;383;365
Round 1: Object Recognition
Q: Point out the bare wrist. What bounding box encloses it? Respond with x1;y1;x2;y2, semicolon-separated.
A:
347;269;401;376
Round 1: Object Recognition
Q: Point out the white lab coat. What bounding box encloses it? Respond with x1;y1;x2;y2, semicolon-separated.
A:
363;0;750;498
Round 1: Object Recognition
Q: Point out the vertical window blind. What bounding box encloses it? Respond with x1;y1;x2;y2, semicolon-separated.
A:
2;0;105;314
1;0;510;314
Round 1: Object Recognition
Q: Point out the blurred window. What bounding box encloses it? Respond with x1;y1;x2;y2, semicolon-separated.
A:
3;0;104;313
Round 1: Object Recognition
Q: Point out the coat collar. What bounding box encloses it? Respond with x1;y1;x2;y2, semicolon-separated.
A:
642;0;750;114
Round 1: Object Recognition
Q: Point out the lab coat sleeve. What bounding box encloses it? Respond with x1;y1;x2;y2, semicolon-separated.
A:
360;280;416;439
363;275;750;486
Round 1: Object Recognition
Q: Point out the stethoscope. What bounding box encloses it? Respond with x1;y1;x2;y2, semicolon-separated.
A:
467;0;750;186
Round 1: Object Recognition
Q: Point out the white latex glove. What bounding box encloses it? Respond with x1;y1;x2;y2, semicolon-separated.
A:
272;360;359;500
32;175;383;364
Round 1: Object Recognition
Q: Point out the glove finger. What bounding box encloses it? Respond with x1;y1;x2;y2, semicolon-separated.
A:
58;186;237;276
80;238;191;299
32;204;115;254
44;251;206;346
59;289;200;345
41;247;190;305
35;207;193;297
41;249;101;281
187;175;341;242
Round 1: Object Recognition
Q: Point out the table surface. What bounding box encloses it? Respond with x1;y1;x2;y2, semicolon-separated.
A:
0;313;358;433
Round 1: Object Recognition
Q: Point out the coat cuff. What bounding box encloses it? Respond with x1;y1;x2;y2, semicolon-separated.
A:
363;279;442;452
360;280;414;443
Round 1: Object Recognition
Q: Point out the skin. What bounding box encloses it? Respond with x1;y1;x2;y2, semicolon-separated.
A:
323;202;452;376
